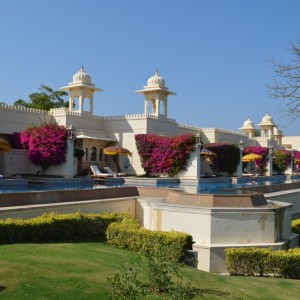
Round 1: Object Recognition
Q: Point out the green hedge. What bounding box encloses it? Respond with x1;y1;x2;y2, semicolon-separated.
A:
106;218;193;262
225;247;300;278
292;218;300;235
0;212;125;243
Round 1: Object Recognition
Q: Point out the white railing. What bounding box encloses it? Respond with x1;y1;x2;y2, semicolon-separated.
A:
178;123;202;130
0;103;49;114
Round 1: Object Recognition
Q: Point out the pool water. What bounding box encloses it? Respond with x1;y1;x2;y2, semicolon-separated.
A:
0;177;297;195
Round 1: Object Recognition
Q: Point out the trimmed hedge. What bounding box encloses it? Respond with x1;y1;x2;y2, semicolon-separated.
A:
225;247;300;278
0;212;125;243
106;218;193;262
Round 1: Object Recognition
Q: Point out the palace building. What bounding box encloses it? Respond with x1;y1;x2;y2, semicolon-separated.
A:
0;67;298;177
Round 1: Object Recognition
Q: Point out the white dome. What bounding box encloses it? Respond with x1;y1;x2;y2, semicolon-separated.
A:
72;66;92;85
147;70;166;88
258;113;275;127
243;118;254;128
262;113;273;123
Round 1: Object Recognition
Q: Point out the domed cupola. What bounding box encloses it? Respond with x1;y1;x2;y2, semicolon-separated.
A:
147;70;166;88
60;67;103;115
260;113;274;126
239;118;255;138
258;113;276;139
243;118;254;129
135;70;176;118
72;66;92;85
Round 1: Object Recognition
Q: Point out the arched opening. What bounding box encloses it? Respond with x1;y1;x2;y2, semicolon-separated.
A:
148;99;156;114
84;148;88;161
159;100;165;115
73;96;79;110
90;147;97;161
83;97;90;112
99;148;104;161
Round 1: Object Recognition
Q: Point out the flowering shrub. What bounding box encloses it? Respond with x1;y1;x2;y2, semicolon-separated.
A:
135;133;196;177
273;150;291;174
20;123;68;172
294;151;300;171
207;143;240;175
244;146;269;175
10;132;23;149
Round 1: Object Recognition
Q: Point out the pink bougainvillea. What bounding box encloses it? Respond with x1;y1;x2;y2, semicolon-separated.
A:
244;146;269;175
20;123;68;172
135;133;196;177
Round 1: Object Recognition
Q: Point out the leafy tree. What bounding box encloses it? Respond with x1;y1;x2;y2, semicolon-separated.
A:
273;150;291;175
267;41;300;120
207;143;240;176
14;84;68;111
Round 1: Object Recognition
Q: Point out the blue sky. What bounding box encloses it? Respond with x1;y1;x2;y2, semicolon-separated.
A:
1;0;300;135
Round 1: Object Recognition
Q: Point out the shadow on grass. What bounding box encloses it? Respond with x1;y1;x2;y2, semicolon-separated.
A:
191;287;231;298
142;286;231;299
0;286;6;292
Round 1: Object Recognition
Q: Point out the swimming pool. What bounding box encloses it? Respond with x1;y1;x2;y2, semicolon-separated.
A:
0;176;298;194
96;176;298;194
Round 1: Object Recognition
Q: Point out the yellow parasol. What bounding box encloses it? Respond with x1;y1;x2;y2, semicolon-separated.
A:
103;146;132;156
103;146;132;173
200;149;216;157
0;138;10;154
294;158;300;164
242;153;263;162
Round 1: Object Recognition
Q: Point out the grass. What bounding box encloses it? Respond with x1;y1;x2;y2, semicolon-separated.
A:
0;242;299;299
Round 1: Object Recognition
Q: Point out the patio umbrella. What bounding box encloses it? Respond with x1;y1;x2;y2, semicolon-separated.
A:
200;149;216;176
200;149;216;157
103;146;132;156
242;153;262;162
294;159;300;164
103;146;132;173
0;138;10;154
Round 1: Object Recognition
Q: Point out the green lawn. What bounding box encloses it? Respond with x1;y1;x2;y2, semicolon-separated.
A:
0;242;299;299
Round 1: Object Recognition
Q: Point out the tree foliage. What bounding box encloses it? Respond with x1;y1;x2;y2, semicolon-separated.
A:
267;41;300;120
273;150;291;175
14;84;68;111
207;143;240;176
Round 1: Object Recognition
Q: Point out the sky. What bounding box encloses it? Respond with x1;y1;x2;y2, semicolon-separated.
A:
1;0;300;135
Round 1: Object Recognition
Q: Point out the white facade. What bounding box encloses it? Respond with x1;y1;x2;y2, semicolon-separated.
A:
0;68;299;177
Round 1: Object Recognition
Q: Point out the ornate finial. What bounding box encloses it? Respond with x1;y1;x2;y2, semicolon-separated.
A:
155;69;159;76
81;65;84;71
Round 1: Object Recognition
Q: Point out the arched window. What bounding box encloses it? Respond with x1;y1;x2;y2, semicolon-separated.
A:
90;147;97;161
99;149;104;161
85;148;88;161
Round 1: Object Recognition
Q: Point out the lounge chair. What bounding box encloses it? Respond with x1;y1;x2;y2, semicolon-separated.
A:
103;166;126;177
89;165;114;178
242;168;255;177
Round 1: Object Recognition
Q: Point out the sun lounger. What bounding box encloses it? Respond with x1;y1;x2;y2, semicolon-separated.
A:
103;166;126;177
242;168;255;177
89;165;114;178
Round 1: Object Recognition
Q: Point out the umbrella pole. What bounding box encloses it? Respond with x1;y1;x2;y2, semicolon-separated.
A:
113;154;119;173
